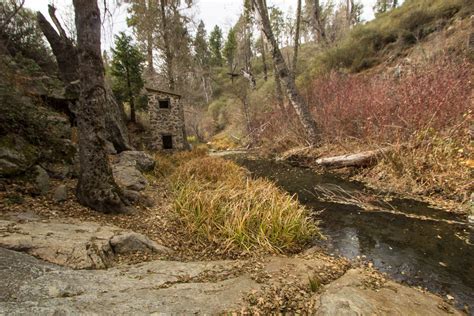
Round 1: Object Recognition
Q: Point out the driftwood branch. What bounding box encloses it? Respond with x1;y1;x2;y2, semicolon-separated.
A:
279;146;392;169
315;148;391;169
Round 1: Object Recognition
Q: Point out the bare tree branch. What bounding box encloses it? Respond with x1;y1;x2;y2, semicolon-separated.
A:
48;4;69;40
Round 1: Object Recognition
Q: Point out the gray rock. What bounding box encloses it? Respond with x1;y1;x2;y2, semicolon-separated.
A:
112;163;148;191
53;185;67;202
33;165;50;195
105;140;117;155
0;135;39;177
43;163;71;179
0;219;171;269
110;232;171;255
45;114;71;140
117;150;155;172
0;248;255;315
0;249;460;315
122;189;141;202
314;269;460;316
122;189;155;207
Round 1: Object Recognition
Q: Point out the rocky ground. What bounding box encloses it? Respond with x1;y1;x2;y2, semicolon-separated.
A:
0;150;466;314
0;217;461;315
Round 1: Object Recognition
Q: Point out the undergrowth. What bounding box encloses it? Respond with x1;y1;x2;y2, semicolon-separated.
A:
154;151;319;253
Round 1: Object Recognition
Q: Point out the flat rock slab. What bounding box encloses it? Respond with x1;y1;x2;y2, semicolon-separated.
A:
315;269;461;316
0;219;171;269
0;248;257;315
0;249;462;315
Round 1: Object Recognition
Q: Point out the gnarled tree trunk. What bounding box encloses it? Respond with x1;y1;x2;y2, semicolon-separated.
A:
253;0;321;146
36;7;131;152
73;0;128;213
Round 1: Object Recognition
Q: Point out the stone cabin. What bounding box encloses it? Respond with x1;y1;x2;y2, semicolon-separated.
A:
146;87;187;150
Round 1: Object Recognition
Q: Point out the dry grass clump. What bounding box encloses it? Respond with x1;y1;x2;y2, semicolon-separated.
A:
210;133;240;151
153;148;208;178
173;156;247;183
171;147;208;162
365;123;473;203
153;154;176;177
170;156;319;253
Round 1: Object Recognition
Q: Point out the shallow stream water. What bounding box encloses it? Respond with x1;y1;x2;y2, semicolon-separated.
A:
232;156;474;312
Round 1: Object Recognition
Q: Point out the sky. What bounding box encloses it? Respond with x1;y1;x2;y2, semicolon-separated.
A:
24;0;383;49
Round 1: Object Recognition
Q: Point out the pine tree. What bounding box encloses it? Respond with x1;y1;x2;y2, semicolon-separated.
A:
269;6;284;46
194;20;210;68
209;25;223;66
126;0;158;75
194;20;212;102
223;27;237;69
111;32;144;123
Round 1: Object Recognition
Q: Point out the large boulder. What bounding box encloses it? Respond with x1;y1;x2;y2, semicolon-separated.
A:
45;113;71;140
0;135;39;177
110;232;171;255
32;165;50;195
110;151;154;192
112;162;148;191
117;150;155;172
53;184;68;202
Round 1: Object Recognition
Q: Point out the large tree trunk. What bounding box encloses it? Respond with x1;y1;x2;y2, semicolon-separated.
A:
37;7;131;152
254;0;321;145
292;0;302;78
72;0;128;213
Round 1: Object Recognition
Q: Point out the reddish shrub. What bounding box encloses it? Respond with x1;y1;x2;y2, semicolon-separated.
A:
306;56;472;143
253;55;471;155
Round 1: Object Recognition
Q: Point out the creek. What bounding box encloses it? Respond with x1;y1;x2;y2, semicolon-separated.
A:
232;156;474;312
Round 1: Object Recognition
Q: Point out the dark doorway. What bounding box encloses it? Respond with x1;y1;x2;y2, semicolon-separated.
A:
159;99;170;109
162;135;173;149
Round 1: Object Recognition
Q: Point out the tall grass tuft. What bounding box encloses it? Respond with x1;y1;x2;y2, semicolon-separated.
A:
170;156;319;253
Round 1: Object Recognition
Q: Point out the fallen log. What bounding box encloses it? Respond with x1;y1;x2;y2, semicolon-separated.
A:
315;148;391;169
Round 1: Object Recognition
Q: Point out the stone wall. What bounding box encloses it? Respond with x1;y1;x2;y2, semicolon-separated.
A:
147;90;187;150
